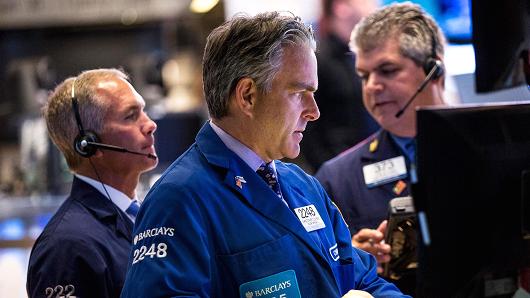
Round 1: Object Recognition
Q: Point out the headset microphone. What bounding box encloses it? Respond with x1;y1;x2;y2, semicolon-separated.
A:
77;139;158;160
71;78;157;160
395;60;442;118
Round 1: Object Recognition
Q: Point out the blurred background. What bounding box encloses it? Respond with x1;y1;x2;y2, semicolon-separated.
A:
0;0;528;296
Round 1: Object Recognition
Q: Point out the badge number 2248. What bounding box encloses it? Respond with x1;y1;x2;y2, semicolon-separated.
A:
294;204;326;232
132;242;168;264
296;205;316;218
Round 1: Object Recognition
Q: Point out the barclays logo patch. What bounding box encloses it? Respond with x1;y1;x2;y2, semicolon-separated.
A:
329;243;339;261
239;270;301;298
133;226;174;245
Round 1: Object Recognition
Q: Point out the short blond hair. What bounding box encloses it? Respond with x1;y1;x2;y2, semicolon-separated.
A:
43;68;129;170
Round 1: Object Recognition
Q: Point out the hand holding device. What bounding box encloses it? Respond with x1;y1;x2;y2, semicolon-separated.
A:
352;220;391;273
383;196;417;279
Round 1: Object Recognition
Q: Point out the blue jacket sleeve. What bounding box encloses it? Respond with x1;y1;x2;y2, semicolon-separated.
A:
311;176;411;298
121;182;212;297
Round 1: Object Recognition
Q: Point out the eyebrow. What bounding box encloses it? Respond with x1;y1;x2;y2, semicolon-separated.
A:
357;61;398;73
289;82;317;92
119;103;143;114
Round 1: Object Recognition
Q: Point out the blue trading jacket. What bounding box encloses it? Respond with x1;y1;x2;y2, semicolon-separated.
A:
27;177;133;298
316;130;412;236
121;123;408;298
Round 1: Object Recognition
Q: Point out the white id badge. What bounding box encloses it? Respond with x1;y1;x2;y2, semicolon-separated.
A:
294;204;326;232
363;156;408;188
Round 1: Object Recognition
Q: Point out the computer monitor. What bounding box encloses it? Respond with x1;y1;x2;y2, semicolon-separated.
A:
413;102;530;297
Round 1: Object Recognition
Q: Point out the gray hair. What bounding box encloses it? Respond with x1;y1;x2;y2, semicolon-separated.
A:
202;11;316;119
43;68;129;170
350;2;445;67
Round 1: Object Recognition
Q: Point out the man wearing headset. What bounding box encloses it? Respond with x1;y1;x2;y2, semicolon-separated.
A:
315;3;447;295
26;68;158;298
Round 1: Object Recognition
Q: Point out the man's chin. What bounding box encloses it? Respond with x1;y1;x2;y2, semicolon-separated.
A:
142;159;159;172
283;147;301;160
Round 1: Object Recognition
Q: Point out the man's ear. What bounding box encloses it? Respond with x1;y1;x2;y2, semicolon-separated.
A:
233;77;258;117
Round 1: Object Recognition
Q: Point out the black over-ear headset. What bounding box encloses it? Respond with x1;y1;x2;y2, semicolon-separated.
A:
71;78;101;158
421;18;445;80
70;78;157;159
395;15;445;118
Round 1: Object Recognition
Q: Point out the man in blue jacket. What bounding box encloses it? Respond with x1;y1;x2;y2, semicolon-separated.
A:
316;3;447;295
121;12;408;298
27;69;158;298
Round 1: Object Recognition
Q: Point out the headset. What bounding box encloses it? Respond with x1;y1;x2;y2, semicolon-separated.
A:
71;79;99;157
70;78;149;230
421;18;445;80
70;78;157;159
395;16;445;118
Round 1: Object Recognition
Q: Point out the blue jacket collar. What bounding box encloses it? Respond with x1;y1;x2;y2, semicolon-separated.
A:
196;123;293;213
71;176;133;240
195;123;327;260
196;122;234;169
359;130;411;196
359;129;410;164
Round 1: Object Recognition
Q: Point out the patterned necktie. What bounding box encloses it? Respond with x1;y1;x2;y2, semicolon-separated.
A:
256;162;282;199
126;201;140;220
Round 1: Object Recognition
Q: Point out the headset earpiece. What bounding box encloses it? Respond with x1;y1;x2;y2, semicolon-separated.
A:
395;16;446;118
74;130;100;157
423;57;445;80
421;15;445;81
71;77;102;158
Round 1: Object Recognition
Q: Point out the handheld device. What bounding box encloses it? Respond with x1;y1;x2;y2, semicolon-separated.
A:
383;196;418;280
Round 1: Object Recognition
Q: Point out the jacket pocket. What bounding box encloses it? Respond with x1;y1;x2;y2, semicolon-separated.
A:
216;234;299;285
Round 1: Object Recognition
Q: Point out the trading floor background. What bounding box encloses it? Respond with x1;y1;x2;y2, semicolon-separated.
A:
0;0;528;297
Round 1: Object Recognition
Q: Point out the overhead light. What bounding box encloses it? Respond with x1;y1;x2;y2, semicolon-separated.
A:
190;0;219;13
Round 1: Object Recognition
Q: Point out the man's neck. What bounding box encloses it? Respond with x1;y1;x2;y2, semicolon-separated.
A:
75;167;138;199
212;118;254;151
211;118;272;163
